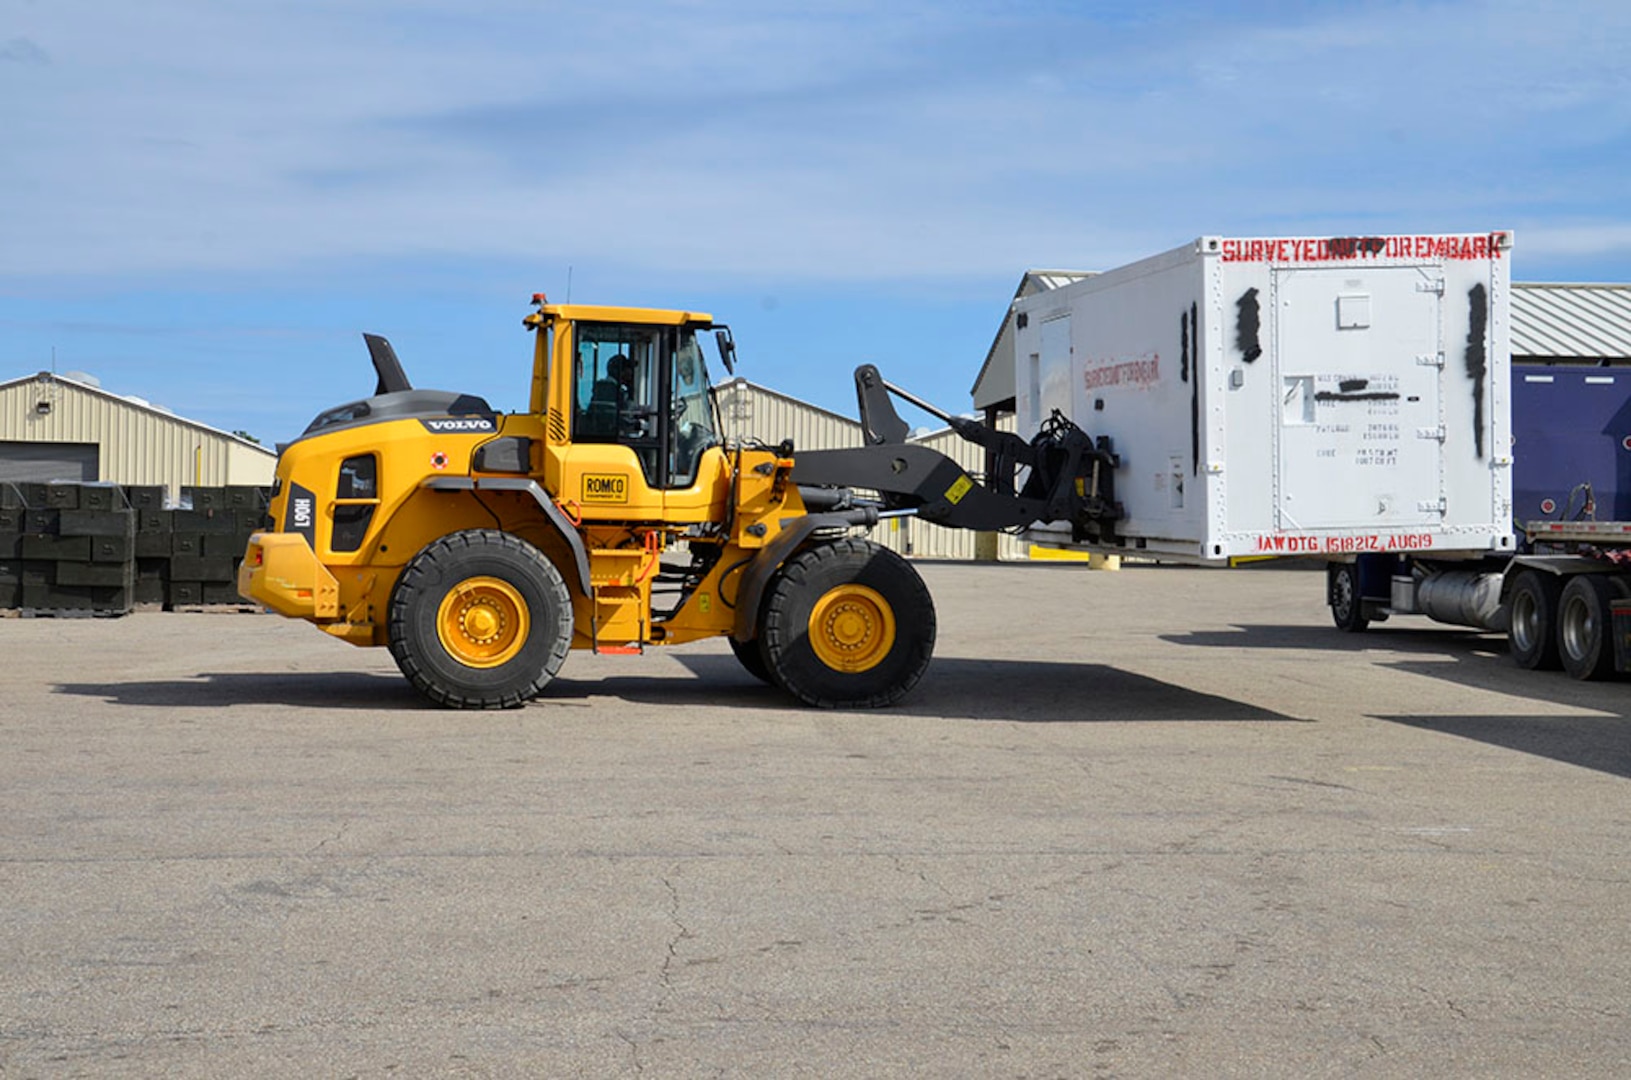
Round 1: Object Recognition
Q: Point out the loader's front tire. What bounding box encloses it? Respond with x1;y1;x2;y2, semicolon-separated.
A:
760;538;935;709
388;530;573;709
729;635;774;685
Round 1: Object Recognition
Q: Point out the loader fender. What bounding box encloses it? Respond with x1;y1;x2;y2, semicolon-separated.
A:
731;508;879;642
421;475;593;597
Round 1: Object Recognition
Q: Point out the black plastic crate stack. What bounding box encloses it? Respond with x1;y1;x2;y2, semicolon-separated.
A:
1;482;135;616
0;483;23;609
0;482;272;614
165;486;269;607
127;484;171;606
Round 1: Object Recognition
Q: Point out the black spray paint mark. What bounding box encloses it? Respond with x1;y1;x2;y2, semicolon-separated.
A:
1324;237;1388;259
1190;301;1201;476
1465;283;1488;459
1314;390;1401;402
1180;310;1190;383
1235;288;1262;363
1339;378;1368;392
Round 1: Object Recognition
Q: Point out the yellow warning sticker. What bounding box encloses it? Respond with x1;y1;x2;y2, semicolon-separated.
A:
945;474;973;505
582;473;628;504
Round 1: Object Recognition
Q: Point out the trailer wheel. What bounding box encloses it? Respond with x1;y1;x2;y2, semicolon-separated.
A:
388;529;574;708
1558;574;1618;681
760;538;936;708
1507;570;1562;671
729;636;773;685
1328;563;1368;633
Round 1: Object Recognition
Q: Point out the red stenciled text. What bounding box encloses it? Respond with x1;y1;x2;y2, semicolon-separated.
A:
1253;532;1435;554
1219;233;1503;264
1083;355;1160;390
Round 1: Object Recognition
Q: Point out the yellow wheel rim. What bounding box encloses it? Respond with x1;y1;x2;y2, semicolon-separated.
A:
437;576;529;669
808;584;896;673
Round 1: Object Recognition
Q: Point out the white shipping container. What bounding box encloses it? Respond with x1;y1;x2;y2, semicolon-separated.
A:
1013;233;1514;562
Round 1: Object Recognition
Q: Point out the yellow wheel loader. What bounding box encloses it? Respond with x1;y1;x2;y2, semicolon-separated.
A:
240;296;1123;709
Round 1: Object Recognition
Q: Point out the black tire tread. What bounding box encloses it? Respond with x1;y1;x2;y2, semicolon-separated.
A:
1328;562;1369;633
1508;569;1563;672
761;537;935;709
388;529;573;709
1558;574;1618;682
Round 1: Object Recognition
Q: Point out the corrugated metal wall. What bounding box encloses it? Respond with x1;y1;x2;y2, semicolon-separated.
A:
714;378;861;455
711;379;1025;561
0;375;276;495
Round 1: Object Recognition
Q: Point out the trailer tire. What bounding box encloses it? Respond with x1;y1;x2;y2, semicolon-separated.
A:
1328;562;1368;633
388;529;574;709
729;635;773;685
1507;570;1562;671
1558;574;1618;681
760;538;935;709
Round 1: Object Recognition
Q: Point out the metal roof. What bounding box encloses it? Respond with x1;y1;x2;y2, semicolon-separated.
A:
1511;282;1631;360
0;370;275;453
970;270;1096;410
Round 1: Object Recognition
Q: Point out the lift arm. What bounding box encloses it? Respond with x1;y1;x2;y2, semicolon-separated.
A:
790;365;1124;540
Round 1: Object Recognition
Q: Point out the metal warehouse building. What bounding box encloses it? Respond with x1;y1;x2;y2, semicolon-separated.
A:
713;377;1027;561
0;371;276;496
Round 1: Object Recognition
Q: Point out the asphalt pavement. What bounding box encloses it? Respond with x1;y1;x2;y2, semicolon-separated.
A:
3;562;1629;1077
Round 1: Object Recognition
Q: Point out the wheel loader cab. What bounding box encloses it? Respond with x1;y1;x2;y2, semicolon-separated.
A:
527;304;728;524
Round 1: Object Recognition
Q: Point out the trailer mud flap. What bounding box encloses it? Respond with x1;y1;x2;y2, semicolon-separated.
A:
1611;601;1631;674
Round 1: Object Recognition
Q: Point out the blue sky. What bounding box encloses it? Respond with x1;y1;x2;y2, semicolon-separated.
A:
4;0;1630;443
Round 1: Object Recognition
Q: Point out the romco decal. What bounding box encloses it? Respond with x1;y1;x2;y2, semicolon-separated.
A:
582;473;629;504
419;416;497;434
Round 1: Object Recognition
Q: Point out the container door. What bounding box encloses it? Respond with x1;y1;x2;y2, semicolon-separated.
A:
1038;314;1073;424
1273;267;1443;530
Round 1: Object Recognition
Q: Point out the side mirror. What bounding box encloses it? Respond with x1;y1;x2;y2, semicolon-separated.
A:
714;328;737;376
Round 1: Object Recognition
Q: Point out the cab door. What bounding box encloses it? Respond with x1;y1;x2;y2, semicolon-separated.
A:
559;322;669;520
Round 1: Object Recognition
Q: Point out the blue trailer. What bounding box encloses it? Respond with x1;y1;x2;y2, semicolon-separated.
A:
1329;363;1631;679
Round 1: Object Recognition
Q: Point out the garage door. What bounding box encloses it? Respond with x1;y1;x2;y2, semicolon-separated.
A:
0;441;99;483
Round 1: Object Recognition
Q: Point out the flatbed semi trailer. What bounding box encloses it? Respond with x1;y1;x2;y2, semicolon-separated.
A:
1329;364;1631;680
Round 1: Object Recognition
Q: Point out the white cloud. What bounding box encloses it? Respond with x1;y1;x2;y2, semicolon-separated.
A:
3;1;1629;284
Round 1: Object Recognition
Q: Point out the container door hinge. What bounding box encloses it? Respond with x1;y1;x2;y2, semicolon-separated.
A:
1416;279;1446;295
1416;426;1446;441
1416;497;1447;514
1417;352;1445;367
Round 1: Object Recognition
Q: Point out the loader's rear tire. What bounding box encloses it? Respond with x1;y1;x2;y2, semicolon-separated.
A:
760;538;935;709
388;530;573;709
729;635;774;685
1507;569;1562;671
1558;574;1618;681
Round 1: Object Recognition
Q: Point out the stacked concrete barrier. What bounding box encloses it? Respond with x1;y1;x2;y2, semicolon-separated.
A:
0;482;271;616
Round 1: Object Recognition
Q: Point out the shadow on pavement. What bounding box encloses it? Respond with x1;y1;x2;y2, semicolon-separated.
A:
1375;713;1631;780
656;654;1301;723
55;656;1299;723
1162;622;1503;655
54;671;423;711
